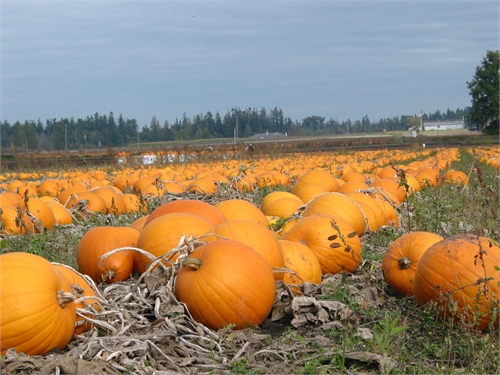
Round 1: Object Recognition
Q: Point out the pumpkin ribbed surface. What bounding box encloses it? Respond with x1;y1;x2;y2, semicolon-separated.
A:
413;233;500;330
0;252;76;355
283;214;362;275
206;219;285;280
137;212;215;273
382;231;443;296
301;192;367;236
77;226;140;283
175;240;276;330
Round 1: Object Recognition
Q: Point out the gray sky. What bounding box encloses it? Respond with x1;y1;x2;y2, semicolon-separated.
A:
1;1;498;128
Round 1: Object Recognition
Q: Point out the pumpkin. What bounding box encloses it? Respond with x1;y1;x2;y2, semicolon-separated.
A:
344;191;386;229
52;263;101;334
0;252;76;355
175;240;276;330
291;168;341;194
279;239;322;295
283;214;362;275
261;197;304;218
413;233;500;330
415;167;440;187
77;226;140;283
0;205;35;235
92;187;128;216
206;219;285;280
369;178;407;204
136;212;215;274
43;199;74;226
215;199;268;225
144;199;226;228
20;196;57;231
301;192;367;236
382;232;444;295
260;191;302;213
293;184;329;204
444;170;469;185
65;191;108;215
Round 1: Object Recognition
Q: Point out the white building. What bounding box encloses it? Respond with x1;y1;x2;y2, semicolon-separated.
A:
423;118;465;131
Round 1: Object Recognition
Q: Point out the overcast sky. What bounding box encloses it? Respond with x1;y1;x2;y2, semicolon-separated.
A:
1;1;498;128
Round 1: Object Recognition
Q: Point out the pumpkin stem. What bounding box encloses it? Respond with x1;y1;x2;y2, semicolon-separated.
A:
182;258;202;270
57;290;76;308
106;270;116;281
398;257;412;270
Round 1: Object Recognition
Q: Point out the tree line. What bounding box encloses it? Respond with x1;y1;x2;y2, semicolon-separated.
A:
0;106;469;152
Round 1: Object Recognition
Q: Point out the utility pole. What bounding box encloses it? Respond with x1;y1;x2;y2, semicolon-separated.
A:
65;123;68;151
137;125;140;150
420;109;423;133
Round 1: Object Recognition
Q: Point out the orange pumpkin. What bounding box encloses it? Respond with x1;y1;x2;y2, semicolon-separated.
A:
283;214;362;275
77;226;140;283
215;199;268;225
279;239;322;295
0;205;35;235
52;262;101;334
206;219;285;280
175;240;276;330
20;196;57;231
413;233;500;331
301;192;366;236
92;187;128;216
0;252;76;355
382;232;444;296
144;199;226;228
291;168;340;194
444;170;469;185
65;191;108;215
136;212;215;273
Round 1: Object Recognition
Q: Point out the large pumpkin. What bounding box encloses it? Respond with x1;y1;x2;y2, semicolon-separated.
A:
283;214;362;275
413;234;500;330
52;262;101;335
77;226;140;283
20;196;57;231
279;239;322;295
382;231;444;296
0;252;76;355
206;219;285;280
136;212;215;273
175;240;276;330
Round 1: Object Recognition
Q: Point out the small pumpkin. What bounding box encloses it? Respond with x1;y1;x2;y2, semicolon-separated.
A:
77;226;140;283
279;239;322;295
413;233;500;331
382;231;444;295
0;252;76;355
175;240;276;330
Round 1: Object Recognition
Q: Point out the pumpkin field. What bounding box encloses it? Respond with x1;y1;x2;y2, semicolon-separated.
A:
0;143;499;374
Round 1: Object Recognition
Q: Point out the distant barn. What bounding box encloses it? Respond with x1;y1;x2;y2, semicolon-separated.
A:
423;118;465;131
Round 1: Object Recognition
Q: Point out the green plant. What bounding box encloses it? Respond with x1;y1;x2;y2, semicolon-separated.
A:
373;313;409;354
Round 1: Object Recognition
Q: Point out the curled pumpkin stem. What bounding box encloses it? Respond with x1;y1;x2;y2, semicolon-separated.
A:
57;290;76;308
182;258;202;270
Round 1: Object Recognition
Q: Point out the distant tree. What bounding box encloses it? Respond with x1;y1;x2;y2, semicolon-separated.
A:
467;50;499;134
